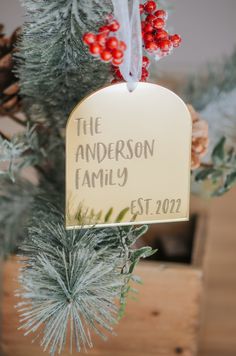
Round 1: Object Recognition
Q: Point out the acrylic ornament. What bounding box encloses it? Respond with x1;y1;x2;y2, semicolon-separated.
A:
65;82;192;229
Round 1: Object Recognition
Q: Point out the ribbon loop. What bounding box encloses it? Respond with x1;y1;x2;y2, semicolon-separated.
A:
112;0;142;88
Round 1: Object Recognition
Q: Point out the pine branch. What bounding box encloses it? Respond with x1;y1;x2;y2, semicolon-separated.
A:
183;49;236;111
9;2;157;353
0;124;45;181
0;176;37;257
17;0;112;128
194;137;236;196
16;201;152;354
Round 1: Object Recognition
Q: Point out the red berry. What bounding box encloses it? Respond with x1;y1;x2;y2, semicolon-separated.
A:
96;33;108;46
144;32;154;42
112;48;124;59
155;29;168;41
159;39;172;52
139;4;145;14
141;21;146;30
100;50;113;62
142;56;150;68
154;9;167;19
89;43;103;56
153;18;165;29
144;1;157;14
142;67;149;77
82;32;96;45
119;41;127;51
143;23;153;33
145;41;158;52
111;79;121;84
141;67;149;81
106;37;119;50
112;58;124;66
109;20;120;32
98;25;110;34
170;34;182;47
146;14;156;23
113;68;123;79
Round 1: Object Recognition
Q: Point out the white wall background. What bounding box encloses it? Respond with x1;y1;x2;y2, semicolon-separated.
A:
0;0;236;73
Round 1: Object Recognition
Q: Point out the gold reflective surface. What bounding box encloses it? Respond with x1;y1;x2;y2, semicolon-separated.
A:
66;82;192;228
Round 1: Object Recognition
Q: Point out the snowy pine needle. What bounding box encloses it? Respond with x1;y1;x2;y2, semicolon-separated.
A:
0;177;36;256
17;0;112;127
17;223;126;354
16;204;152;354
0;125;43;181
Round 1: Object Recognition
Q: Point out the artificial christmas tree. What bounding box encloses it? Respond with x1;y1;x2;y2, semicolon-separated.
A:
1;0;236;355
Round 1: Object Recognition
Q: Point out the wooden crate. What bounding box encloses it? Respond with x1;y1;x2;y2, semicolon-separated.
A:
1;200;207;356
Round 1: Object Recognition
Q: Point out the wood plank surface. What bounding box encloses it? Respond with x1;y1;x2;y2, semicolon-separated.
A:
2;190;236;356
199;187;236;356
2;260;202;356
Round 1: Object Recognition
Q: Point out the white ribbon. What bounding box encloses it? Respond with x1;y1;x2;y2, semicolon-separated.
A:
112;0;142;91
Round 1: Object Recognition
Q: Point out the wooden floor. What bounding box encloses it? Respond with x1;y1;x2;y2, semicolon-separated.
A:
198;187;236;356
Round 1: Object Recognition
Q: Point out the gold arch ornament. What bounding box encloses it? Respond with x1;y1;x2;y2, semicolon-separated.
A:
65;82;192;229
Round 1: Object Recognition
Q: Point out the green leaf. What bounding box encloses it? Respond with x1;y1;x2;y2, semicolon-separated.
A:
96;210;102;221
211;169;223;182
195;168;221;181
226;147;235;163
131;213;138;222
131;246;155;262
104;208;113;223
212;137;226;165
224;171;236;189
131;275;142;284
129;247;156;273
132;225;148;239
115;207;129;222
212;186;229;197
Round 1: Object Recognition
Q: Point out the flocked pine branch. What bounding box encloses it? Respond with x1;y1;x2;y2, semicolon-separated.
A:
16;201;153;354
17;0;112;127
0;0;156;351
183;49;236;112
0;0;113;256
193;137;236;197
0;124;45;181
0;176;37;257
0;121;65;254
184;50;236;196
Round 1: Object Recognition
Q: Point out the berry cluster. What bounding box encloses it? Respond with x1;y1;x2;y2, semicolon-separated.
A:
112;55;150;84
141;1;181;58
113;1;181;83
82;18;127;67
82;1;181;84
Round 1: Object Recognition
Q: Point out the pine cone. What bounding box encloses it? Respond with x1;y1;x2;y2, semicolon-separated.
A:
188;104;209;170
0;24;21;115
